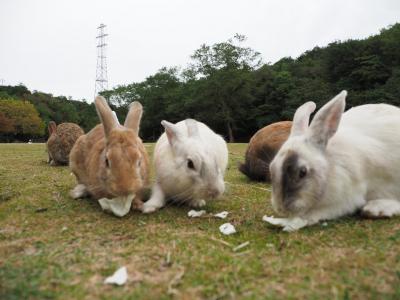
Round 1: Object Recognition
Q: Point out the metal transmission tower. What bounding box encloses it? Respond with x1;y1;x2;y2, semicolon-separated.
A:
94;23;108;98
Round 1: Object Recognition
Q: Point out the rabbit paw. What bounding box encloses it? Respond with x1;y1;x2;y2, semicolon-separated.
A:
362;199;400;218
190;199;206;208
70;184;88;199
142;202;160;214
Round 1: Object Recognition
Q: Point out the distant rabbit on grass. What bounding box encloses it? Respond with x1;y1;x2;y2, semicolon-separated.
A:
142;119;228;213
69;96;149;217
46;122;84;166
266;91;400;231
239;121;292;182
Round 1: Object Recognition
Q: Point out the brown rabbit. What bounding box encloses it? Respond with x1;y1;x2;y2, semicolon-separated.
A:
46;122;84;166
69;96;149;211
239;121;292;182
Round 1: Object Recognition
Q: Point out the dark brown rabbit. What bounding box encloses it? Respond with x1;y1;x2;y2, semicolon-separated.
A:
239;121;292;182
46;122;84;166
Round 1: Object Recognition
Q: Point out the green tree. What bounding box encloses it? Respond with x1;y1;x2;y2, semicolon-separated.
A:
0;99;45;140
0;111;15;133
102;67;183;140
185;34;261;141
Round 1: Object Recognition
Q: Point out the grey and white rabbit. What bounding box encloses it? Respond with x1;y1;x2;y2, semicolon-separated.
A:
268;91;400;231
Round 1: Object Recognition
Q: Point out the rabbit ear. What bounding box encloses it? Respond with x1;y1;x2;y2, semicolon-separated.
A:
185;119;199;137
307;91;347;148
161;120;182;146
48;121;57;135
290;102;316;137
95;96;118;139
124;101;143;135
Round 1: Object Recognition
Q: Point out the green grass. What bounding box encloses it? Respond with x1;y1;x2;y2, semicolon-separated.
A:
1;143;400;299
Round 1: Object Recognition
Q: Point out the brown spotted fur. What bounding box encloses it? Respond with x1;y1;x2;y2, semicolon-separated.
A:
46;122;84;165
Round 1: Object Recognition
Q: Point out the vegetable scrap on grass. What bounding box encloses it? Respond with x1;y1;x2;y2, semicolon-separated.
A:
98;194;135;217
262;215;309;232
104;266;128;286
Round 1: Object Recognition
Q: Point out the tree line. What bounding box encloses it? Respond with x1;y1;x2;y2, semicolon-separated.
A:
1;24;400;142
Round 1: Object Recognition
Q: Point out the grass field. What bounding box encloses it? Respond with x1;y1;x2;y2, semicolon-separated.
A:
1;143;400;299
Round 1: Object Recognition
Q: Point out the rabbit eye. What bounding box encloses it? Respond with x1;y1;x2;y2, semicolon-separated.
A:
187;159;195;170
105;158;110;168
299;166;307;179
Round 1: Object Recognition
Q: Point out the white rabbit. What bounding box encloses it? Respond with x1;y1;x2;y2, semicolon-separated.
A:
142;119;228;213
267;90;400;231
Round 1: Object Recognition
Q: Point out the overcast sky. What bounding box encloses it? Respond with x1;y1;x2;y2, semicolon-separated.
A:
1;0;399;102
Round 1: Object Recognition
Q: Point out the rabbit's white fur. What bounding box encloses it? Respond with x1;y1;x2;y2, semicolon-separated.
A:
142;119;228;213
269;91;400;230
